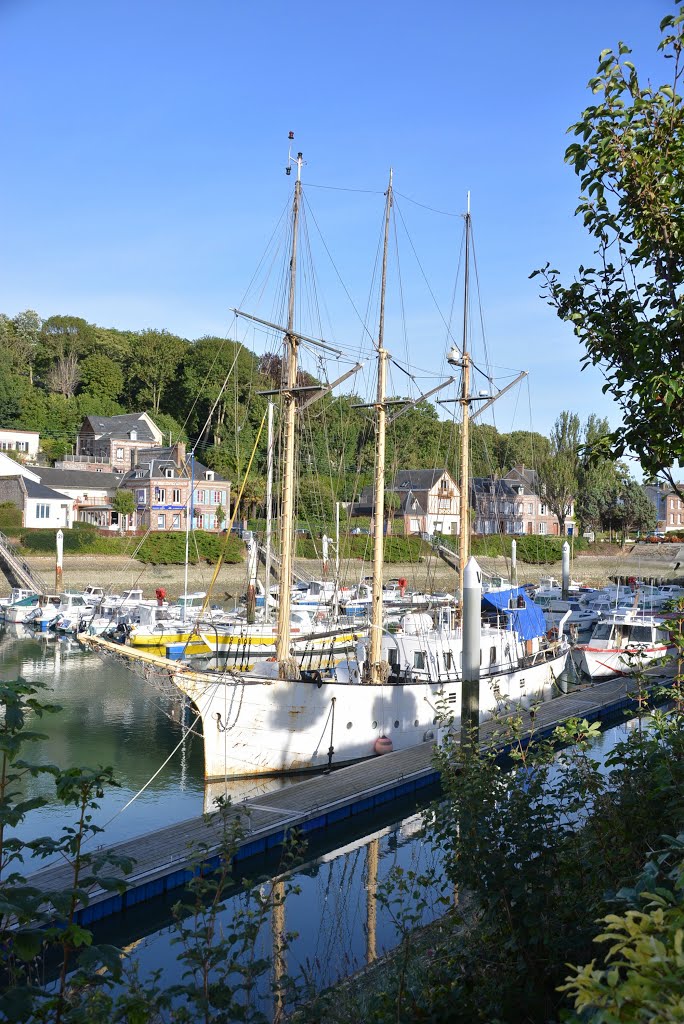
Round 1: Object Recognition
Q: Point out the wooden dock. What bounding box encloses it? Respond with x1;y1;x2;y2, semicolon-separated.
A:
25;673;660;925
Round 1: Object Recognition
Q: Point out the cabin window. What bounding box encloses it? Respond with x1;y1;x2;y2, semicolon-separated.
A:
593;622;612;641
630;626;652;643
490;645;497;665
413;651;425;670
387;648;399;667
443;652;452;670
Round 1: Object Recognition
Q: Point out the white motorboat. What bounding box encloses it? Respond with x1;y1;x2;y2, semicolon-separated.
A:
572;608;674;679
26;592;90;634
3;593;42;623
0;588;38;618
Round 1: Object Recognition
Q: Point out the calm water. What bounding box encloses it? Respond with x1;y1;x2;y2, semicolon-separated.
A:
2;626;644;1014
1;627;288;859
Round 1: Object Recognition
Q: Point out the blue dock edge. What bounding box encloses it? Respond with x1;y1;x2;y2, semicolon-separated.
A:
75;770;438;926
74;682;653;927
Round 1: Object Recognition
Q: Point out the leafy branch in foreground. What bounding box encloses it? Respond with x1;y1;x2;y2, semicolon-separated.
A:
533;7;684;486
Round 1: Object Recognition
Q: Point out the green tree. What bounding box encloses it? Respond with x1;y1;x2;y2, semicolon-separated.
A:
112;489;136;517
533;9;684;488
79;353;124;403
536;411;581;534
9;309;41;381
130;328;188;414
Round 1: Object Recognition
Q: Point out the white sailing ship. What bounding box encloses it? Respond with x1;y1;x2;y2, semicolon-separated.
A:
81;152;569;779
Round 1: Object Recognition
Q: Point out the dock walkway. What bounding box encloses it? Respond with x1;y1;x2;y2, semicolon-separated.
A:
25;673;657;925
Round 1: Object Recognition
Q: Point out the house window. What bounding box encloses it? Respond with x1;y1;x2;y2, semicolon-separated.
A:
36;504;50;519
157;514;166;529
540;504;547;515
410;518;420;532
155;488;166;503
527;503;533;514
196;489;206;504
516;503;523;515
116;448;124;460
440;477;448;491
136;489;145;504
172;514;181;529
165;468;173;478
213;490;222;504
172;489;181;504
538;522;547;535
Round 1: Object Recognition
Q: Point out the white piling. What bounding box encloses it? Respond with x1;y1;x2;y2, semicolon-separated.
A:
55;529;63;591
460;556;482;751
561;540;570;600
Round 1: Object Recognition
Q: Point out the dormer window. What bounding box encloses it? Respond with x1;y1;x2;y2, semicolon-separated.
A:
165;468;173;478
129;429;137;441
205;470;215;481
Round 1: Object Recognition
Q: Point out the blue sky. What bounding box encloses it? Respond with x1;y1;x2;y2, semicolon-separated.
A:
0;0;673;454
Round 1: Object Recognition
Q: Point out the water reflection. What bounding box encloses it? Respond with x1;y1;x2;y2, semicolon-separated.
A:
0;629;296;861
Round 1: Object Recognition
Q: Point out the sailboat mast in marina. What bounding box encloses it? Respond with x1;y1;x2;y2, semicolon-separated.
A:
368;169;393;686
458;193;472;611
276;146;303;676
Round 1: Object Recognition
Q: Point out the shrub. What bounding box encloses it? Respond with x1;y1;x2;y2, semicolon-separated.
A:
0;502;22;533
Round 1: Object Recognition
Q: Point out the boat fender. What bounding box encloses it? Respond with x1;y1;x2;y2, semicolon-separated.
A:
374;736;393;755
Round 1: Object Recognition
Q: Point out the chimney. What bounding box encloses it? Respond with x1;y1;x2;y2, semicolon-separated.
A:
173;441;187;467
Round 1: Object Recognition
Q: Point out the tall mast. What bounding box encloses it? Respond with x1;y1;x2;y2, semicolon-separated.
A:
458;194;471;611
264;400;275;623
368;169;393;685
276;148;303;675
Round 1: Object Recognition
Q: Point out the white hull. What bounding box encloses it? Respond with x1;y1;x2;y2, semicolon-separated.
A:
171;648;567;779
572;643;673;679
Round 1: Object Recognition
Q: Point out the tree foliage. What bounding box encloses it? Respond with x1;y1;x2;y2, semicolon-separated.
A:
533;8;684;488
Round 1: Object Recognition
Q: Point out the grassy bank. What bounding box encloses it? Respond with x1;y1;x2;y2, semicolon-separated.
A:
17;524;244;564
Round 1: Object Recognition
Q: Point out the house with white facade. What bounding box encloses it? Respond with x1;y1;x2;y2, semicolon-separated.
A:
0;452;71;528
0;428;40;461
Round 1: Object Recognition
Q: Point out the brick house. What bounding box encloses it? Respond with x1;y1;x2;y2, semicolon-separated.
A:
58;413;163;474
663;487;684;532
500;465;575;536
120;443;230;532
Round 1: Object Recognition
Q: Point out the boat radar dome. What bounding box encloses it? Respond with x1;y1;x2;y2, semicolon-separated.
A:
447;346;462;367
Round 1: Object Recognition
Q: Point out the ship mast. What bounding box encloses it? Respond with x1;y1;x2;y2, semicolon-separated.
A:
458;193;471;611
368;169;393;685
276;147;303;675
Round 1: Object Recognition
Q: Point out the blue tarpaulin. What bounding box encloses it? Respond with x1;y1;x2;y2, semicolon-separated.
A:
481;587;546;641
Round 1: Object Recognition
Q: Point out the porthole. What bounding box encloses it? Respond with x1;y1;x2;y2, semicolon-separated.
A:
346;721;353;729
372;720;378;729
394;719;400;729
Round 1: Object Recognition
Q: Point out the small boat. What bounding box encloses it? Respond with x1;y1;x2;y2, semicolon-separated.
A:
26;592;90;634
572;609;674;679
0;588;38;618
